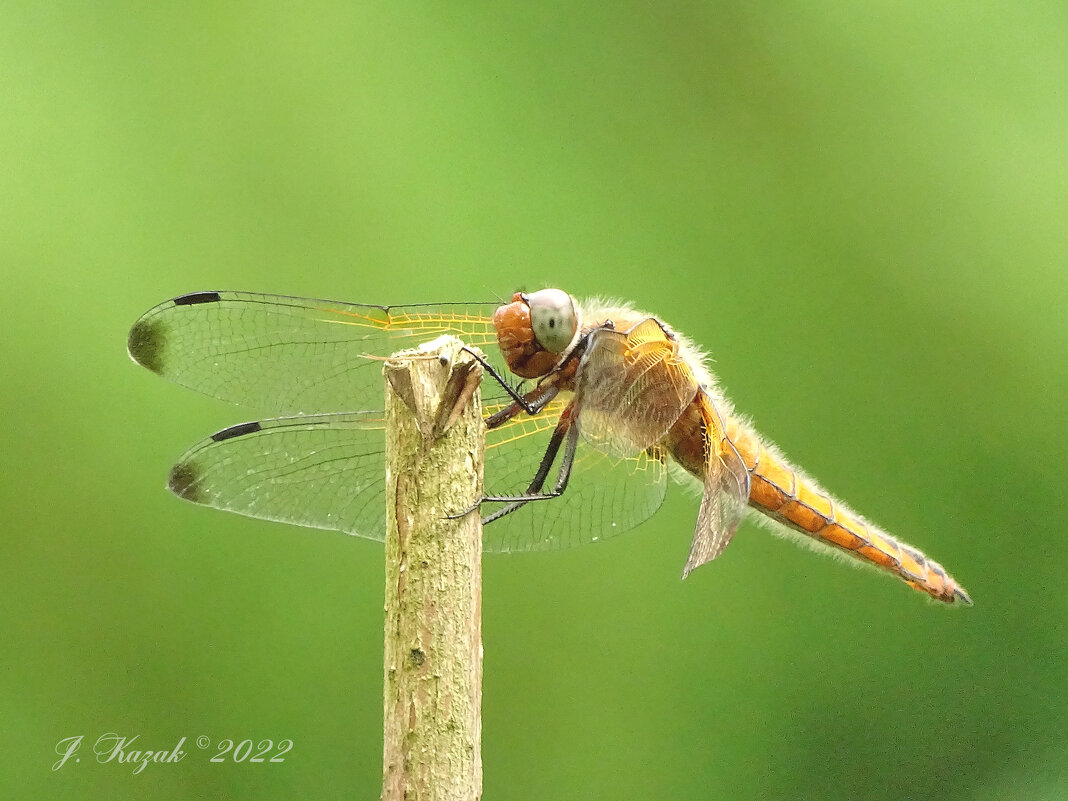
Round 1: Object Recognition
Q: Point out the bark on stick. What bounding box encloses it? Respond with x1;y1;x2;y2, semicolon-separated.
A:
381;335;484;801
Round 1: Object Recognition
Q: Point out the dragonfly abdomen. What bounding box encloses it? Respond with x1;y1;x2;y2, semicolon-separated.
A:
723;420;970;604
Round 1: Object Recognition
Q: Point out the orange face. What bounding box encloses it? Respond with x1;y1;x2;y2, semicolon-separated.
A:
493;293;560;379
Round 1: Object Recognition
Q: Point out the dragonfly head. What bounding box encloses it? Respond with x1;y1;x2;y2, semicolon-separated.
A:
493;289;580;379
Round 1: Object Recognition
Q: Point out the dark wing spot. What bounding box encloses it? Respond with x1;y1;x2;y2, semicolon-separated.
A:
127;319;165;374
211;420;262;442
168;461;202;502
173;291;222;306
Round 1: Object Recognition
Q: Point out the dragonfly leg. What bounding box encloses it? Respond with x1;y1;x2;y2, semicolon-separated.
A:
485;384;559;429
479;410;581;525
460;346;552;414
444;398;575;521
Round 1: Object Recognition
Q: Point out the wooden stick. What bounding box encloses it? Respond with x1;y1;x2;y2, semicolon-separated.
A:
382;335;484;801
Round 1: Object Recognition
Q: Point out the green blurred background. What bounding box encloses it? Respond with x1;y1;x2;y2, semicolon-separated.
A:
2;3;1065;799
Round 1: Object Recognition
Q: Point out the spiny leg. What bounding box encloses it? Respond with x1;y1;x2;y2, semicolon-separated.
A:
480;408;582;525
461;345;559;416
485;384;559;429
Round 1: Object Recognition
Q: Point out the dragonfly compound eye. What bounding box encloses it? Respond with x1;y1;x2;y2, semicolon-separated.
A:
526;288;579;354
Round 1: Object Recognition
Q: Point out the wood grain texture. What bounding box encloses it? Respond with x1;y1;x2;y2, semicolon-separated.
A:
382;336;484;801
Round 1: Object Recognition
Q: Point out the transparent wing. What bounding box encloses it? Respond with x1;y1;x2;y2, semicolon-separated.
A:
128;291;502;416
681;392;750;576
167;412;390;540
480;398;669;552
165;398;668;551
576;318;698;455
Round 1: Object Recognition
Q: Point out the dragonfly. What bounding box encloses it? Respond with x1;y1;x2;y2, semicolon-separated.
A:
127;288;970;604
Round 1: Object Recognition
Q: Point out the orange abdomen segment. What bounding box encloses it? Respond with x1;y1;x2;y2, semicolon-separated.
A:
723;418;971;604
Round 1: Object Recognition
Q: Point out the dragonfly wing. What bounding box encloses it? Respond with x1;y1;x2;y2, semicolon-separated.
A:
167;400;668;551
140;301;679;551
128;291;501;415
167;412;390;540
575;318;698;455
479;398;669;552
681;392;750;577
